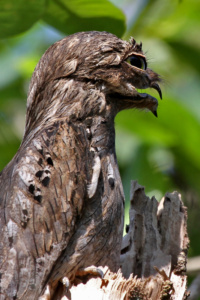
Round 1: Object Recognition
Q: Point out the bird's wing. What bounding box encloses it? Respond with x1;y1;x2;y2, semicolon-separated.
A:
0;120;91;299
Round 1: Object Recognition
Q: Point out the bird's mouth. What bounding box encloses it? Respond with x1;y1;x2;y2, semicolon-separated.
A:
149;82;162;100
135;82;162;116
110;82;162;117
135;83;162;101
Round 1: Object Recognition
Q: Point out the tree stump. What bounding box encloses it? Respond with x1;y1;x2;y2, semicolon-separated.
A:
55;181;189;299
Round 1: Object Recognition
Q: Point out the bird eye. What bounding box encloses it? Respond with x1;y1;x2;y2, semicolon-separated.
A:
126;55;147;70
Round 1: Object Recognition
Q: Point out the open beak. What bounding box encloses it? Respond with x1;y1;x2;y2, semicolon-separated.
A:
151;82;162;100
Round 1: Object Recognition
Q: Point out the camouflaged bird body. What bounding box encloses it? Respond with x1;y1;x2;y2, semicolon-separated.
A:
0;102;124;299
0;31;162;299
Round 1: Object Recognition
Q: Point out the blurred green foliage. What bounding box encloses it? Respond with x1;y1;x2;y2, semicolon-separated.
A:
0;0;125;38
0;0;200;282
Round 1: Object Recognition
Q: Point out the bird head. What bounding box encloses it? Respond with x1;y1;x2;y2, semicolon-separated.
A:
25;31;162;138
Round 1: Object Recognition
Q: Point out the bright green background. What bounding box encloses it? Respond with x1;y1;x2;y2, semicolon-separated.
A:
0;0;200;288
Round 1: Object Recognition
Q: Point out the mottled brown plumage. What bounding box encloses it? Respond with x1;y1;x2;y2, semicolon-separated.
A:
0;31;161;299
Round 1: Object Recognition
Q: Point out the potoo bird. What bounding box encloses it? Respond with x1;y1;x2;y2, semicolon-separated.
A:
0;31;162;299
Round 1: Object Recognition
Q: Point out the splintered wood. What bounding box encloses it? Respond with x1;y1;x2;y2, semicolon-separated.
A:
61;181;190;300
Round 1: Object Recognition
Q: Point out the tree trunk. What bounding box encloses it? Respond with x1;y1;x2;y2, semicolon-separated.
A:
53;181;190;300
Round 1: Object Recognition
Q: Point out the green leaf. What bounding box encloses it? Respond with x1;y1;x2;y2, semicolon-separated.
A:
43;0;126;37
0;0;46;38
115;109;176;147
168;40;200;73
116;97;200;169
0;119;21;171
160;98;200;169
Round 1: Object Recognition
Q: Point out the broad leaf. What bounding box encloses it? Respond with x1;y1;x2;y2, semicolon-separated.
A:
43;0;126;37
0;0;46;38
